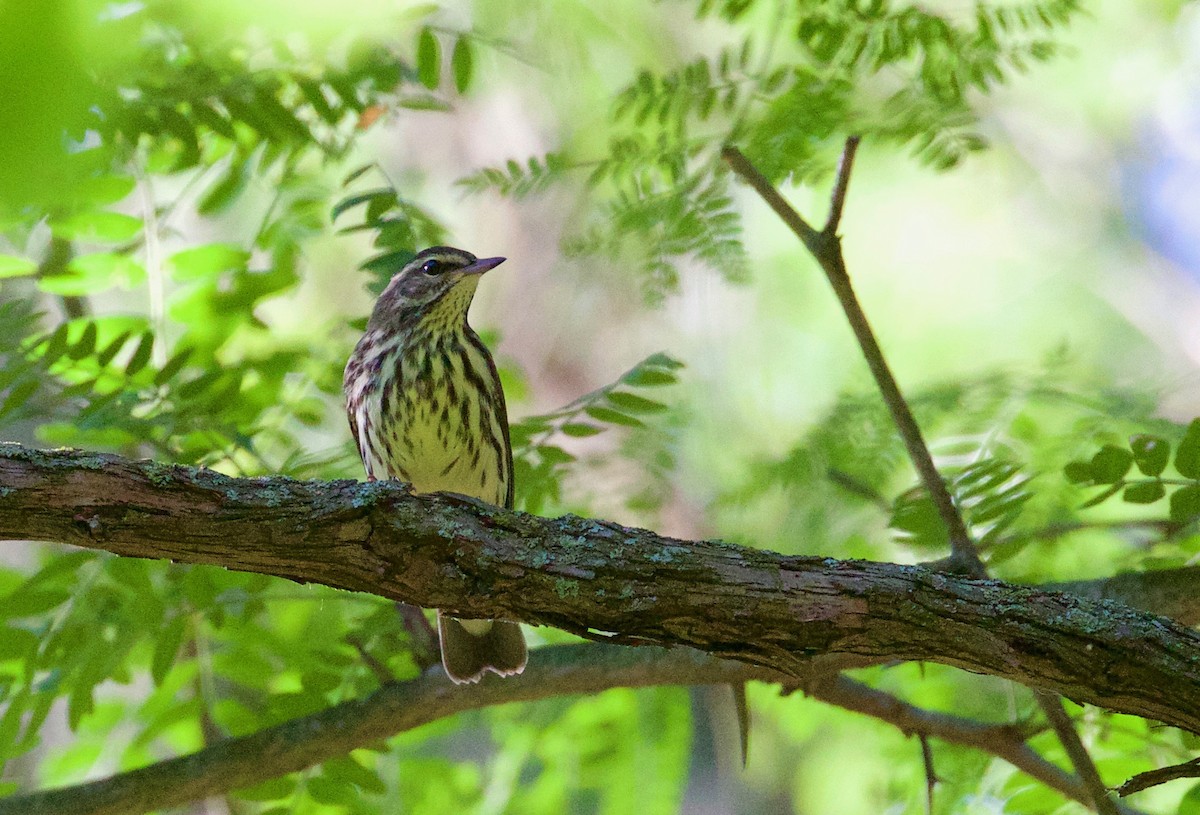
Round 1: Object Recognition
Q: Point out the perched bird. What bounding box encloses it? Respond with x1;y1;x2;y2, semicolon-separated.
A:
343;245;527;683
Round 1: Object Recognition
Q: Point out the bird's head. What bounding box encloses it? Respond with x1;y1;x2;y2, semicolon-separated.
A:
367;246;505;332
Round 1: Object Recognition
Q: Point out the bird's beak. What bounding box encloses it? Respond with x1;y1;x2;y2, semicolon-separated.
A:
459;256;506;276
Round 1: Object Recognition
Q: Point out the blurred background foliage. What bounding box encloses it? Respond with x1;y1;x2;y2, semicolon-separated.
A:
0;0;1198;812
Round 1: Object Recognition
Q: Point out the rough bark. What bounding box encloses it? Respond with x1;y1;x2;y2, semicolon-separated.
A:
2;444;1199;735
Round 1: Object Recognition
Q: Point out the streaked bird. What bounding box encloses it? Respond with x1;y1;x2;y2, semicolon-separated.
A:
343;246;527;683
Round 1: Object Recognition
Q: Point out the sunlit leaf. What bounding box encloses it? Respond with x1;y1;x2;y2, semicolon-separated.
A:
1129;434;1169;477
0;255;35;279
417;28;440;90
1177;420;1200;479
452;36;474;94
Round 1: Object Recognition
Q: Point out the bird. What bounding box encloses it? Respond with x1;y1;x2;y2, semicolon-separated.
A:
343;245;527;684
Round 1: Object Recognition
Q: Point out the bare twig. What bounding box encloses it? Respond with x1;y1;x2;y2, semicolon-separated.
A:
1035;691;1120;815
395;602;439;670
826;468;892;510
1117;757;1200;797
826;135;861;236
346;635;394;685
919;733;937;815
721;143;984;576
811;677;1146;815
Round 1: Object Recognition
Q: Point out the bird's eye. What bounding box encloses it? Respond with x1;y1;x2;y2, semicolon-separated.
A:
420;259;441;276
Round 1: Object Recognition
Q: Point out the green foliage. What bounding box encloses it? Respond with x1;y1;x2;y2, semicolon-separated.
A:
461;0;1080;299
0;1;1168;814
1065;420;1200;524
890;457;1034;551
512;353;682;513
333;168;448;297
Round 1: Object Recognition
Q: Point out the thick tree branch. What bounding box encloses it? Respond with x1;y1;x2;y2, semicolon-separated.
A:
3;445;1200;734
1051;566;1200;626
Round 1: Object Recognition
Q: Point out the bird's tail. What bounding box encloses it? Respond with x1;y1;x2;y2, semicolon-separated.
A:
437;612;527;684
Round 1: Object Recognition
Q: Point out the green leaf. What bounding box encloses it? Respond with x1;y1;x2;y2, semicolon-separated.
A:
41;324;70;366
537;445;576;465
307;775;358;806
0;380;38;420
1089;444;1131;484
606;391;669;414
1170;484;1200;524
72;175;136;207
451;36;474;93
1178;782;1200;815
168;245;250;280
332;189;398;223
51;212;143;243
584;405;645;428
324;754;387;794
0;588;71;619
561;423;603;437
67;322;97;360
38;253;143;296
889;488;950;549
622;366;678;387
125;332;154;376
154;348;194;387
0;255;35;279
151;616;186;686
1063;460;1094;484
1130;434;1169;476
1177;420;1200;479
1123;481;1164;504
342;164;375;186
198;158;249;215
417;28;440;90
0;626;38;659
95;331;132;367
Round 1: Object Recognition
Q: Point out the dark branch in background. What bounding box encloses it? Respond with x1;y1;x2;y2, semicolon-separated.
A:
1117;757;1200;797
3;445;1200;732
722;139;1118;810
0;641;1143;815
919;731;937;815
0;646;776;815
1051;566;1200;626
1035;691;1121;815
810;677;1146;815
721;143;984;577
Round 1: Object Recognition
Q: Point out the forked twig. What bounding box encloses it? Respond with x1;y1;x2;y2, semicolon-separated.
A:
721;141;984;576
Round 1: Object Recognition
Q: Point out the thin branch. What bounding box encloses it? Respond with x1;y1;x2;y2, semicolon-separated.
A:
919;732;937;815
811;676;1146;815
721;143;983;576
826;467;892;510
1035;691;1120;815
1117;757;1200;797
825;136;861;236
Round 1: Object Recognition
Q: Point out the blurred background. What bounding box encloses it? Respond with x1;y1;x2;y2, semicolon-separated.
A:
1;0;1199;812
